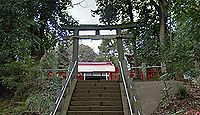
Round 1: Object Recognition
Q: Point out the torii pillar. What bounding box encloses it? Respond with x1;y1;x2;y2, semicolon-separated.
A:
116;28;125;62
117;28;134;114
116;28;126;81
72;29;79;78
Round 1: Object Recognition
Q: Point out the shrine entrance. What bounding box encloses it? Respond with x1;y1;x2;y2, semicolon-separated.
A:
64;23;136;76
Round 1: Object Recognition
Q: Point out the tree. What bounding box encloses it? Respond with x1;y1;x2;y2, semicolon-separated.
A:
97;39;119;65
68;44;98;62
28;0;78;60
93;0;165;77
0;0;77;61
0;0;77;102
165;0;200;79
0;0;33;64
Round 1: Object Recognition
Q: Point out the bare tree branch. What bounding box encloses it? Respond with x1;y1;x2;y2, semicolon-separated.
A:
73;0;87;8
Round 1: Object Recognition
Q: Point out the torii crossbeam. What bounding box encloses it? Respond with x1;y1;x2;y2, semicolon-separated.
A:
64;23;136;76
64;23;136;39
63;23;136;30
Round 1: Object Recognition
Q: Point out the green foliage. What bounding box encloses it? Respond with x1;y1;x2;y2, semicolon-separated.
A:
0;0;76;90
1;101;27;115
95;55;108;62
0;73;62;114
176;84;188;100
0;0;77;61
40;50;59;69
93;0;130;24
25;77;62;114
94;0;200;80
0;58;37;95
57;45;70;66
68;44;98;62
164;0;200;78
93;0;162;66
151;74;160;81
78;45;98;61
97;39;118;64
0;58;42;113
0;0;33;63
0;0;76;113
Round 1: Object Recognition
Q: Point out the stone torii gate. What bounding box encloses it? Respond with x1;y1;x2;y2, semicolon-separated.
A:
64;23;136;75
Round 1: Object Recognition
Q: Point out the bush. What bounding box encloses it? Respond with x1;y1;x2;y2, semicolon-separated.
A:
0;58;38;98
25;76;62;114
176;84;188;100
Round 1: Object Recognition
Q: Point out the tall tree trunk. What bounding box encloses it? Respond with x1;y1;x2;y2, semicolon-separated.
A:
151;0;168;73
159;0;168;73
132;38;140;78
31;12;46;61
127;0;134;22
127;0;140;78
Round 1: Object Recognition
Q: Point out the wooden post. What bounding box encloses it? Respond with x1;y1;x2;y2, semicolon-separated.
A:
161;62;166;73
142;63;147;80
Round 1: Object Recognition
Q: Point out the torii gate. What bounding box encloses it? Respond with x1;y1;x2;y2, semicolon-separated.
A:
64;23;136;75
49;23;139;115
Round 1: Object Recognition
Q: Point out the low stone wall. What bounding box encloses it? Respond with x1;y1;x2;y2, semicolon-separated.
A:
134;81;181;115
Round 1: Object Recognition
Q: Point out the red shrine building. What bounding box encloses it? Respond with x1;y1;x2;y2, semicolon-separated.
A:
78;62;119;80
48;61;159;80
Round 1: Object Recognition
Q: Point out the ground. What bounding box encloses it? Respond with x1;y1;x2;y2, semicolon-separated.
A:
153;85;200;115
134;80;200;115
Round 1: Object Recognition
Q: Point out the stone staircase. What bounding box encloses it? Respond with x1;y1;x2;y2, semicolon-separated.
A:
67;80;124;115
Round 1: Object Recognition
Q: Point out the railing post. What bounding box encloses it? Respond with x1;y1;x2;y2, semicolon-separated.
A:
142;63;147;80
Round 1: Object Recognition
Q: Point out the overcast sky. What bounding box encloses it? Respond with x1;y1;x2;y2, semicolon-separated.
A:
69;0;102;54
70;0;99;24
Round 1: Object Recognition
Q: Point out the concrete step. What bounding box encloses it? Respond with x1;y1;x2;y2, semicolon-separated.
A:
67;80;123;115
67;111;124;115
72;93;121;97
76;83;119;87
70;101;122;106
75;86;120;90
74;89;120;93
71;97;121;101
77;80;119;85
77;80;119;83
69;106;123;111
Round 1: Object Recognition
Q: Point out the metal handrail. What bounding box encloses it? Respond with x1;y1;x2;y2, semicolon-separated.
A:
131;65;161;69
119;61;134;115
50;61;78;115
43;69;69;71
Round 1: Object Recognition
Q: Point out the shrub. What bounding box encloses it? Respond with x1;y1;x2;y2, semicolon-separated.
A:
176;84;188;100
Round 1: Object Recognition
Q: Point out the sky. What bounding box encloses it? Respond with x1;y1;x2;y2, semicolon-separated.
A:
69;0;102;54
